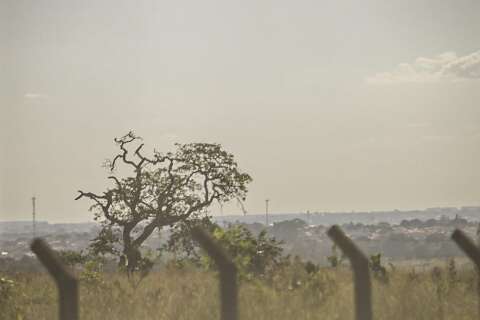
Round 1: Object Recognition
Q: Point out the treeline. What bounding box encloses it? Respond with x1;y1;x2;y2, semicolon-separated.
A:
239;215;477;263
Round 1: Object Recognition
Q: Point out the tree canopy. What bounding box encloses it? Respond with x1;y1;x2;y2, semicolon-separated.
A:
76;131;252;272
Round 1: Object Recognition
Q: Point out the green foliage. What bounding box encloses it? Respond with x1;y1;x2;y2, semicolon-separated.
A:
304;261;319;274
58;250;88;268
369;253;388;283
76;131;252;273
202;225;283;277
447;258;457;284
89;226;121;257
3;264;480;320
0;276;15;300
164;216;217;262
80;260;105;287
0;276;23;319
327;244;343;268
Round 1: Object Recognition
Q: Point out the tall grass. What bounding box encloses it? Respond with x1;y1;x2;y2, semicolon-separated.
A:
1;264;478;320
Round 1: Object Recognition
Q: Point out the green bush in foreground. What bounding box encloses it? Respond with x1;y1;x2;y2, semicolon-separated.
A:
1;261;478;320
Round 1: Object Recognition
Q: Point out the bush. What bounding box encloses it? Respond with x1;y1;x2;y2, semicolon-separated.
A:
369;253;388;283
203;225;283;278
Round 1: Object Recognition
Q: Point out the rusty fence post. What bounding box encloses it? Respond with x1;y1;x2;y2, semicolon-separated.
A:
191;227;238;320
31;238;79;320
327;225;372;320
451;229;480;317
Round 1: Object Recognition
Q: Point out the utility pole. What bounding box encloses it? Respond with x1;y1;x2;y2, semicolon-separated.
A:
265;199;270;226
32;196;36;239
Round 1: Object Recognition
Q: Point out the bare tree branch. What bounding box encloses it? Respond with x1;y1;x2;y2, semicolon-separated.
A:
76;132;252;272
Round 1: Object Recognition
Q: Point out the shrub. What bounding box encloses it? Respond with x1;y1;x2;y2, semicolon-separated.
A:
203;225;283;278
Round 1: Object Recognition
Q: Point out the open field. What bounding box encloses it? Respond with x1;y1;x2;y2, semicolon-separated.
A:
1;263;479;320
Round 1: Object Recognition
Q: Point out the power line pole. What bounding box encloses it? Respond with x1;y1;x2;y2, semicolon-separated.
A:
32;196;36;239
265;199;270;226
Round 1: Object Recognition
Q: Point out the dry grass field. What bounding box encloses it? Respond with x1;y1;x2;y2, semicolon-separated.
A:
1;261;479;320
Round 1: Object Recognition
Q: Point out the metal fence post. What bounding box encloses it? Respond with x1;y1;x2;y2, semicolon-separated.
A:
327;225;372;320
451;229;480;268
191;227;238;320
31;238;79;320
451;229;480;318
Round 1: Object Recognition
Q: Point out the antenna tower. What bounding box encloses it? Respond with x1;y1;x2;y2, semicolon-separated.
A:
32;196;36;238
265;199;270;226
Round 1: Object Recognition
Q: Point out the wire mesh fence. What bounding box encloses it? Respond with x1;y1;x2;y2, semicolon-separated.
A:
29;226;480;320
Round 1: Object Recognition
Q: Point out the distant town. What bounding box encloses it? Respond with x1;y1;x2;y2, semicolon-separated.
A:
1;206;480;270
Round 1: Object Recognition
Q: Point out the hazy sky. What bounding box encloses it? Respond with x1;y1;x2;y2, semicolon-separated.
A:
1;0;480;222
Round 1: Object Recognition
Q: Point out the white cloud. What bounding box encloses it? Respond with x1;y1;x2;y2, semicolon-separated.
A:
366;50;480;85
24;93;49;100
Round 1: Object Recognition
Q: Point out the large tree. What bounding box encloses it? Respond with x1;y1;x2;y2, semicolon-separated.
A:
76;131;252;272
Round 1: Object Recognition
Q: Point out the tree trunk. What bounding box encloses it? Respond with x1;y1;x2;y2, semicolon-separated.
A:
121;224;141;273
125;247;141;274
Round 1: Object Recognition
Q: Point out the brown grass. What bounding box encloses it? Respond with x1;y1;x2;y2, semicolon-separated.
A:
1;264;478;320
